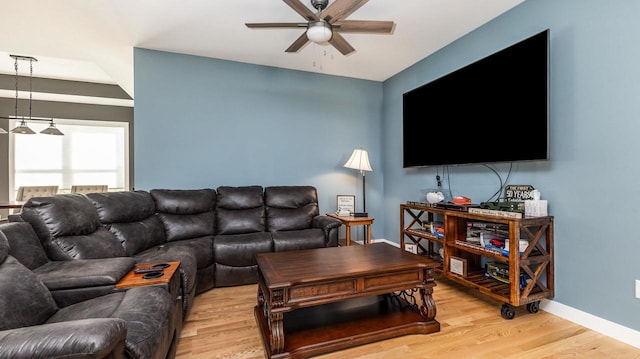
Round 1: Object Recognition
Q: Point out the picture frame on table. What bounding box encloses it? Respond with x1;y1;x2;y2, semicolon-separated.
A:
449;256;468;277
336;195;356;216
404;243;418;254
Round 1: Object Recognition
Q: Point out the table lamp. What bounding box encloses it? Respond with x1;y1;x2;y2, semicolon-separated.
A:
343;148;372;217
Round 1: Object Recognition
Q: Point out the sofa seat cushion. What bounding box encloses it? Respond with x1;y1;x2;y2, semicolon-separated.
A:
158;212;215;242
214;232;273;267
108;216;167;256
160;237;213;270
151;188;216;241
88;191;167;256
0;222;49;270
20;194;126;260
265;186;320;231
272;229;326;252
21;194;102;238
47;286;175;359
33;257;136;290
216;186;265;235
0;318;127;359
0;256;59;330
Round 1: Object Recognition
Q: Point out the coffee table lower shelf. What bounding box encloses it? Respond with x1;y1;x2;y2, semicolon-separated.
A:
254;294;440;359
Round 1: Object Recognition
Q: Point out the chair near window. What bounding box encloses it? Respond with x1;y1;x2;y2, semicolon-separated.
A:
70;185;109;194
15;186;59;201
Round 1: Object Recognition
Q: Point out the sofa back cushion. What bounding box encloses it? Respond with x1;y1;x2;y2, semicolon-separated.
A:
0;232;58;330
216;186;265;235
20;194;125;260
151;188;216;242
0;222;49;270
264;186;319;232
88;191;166;256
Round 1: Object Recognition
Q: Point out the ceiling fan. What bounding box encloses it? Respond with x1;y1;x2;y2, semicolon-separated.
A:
245;0;395;55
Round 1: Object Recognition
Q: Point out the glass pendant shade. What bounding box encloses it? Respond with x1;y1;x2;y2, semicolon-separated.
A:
40;121;64;136
11;120;36;134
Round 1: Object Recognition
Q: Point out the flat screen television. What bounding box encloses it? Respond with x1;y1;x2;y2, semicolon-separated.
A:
402;29;549;168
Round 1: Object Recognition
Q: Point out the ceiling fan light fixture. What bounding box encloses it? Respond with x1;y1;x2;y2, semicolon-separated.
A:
306;21;332;44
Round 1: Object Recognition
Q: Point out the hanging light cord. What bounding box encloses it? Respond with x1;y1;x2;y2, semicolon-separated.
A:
14;56;19;118
28;58;34;120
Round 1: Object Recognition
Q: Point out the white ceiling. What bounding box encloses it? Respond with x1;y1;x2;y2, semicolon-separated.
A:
0;0;523;100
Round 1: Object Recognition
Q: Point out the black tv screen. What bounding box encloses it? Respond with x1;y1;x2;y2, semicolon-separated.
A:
403;29;549;168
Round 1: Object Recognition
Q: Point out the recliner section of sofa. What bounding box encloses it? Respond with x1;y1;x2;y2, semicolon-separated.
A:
21;193;128;260
265;185;338;250
214;185;273;287
0;230;180;359
0;221;136;307
86;190;199;318
150;188;216;294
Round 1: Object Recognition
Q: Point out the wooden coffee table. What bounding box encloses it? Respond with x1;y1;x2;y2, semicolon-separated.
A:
254;243;440;359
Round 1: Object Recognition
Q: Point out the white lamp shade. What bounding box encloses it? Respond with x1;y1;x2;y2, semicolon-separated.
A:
306;21;332;43
344;148;372;172
0;127;7;134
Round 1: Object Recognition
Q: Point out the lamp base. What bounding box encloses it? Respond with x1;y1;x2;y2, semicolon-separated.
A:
352;212;368;217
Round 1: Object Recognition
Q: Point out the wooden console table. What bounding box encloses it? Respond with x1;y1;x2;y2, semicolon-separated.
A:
254;243;440;359
326;213;374;245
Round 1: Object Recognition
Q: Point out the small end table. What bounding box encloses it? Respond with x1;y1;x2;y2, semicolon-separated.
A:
326;213;374;246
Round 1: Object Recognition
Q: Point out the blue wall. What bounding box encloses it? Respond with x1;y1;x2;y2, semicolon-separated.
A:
383;0;640;331
133;49;384;241
134;0;640;337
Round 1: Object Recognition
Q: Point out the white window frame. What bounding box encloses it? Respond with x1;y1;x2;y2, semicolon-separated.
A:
9;118;130;197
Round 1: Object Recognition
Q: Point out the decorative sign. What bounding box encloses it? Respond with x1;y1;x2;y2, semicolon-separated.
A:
404;243;418;254
450;256;467;277
336;195;355;215
504;185;535;201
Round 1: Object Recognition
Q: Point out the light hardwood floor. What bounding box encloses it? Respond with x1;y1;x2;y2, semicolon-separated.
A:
176;275;640;359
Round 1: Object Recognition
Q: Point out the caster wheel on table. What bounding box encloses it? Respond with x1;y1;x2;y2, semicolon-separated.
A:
501;303;516;320
526;301;540;314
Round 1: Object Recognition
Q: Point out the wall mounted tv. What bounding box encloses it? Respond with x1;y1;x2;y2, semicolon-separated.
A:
403;29;549;168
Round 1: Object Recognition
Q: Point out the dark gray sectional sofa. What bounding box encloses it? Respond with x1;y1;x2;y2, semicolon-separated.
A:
0;185;342;359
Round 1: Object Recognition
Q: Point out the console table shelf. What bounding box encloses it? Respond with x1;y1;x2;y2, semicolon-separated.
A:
400;203;554;319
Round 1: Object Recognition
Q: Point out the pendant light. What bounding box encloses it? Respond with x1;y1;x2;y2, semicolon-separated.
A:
2;54;64;136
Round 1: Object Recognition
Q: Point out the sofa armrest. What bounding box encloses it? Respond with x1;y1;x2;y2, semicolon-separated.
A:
0;318;127;359
311;215;342;247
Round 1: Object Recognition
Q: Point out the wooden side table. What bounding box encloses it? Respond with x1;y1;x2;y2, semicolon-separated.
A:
326;213;375;246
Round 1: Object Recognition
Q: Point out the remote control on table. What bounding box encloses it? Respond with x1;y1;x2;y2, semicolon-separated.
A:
134;266;165;274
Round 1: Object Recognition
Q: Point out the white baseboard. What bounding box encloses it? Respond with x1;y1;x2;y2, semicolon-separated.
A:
540;299;640;349
372;238;640;350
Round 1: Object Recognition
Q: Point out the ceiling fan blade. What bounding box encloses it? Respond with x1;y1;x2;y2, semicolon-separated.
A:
285;32;311;53
246;22;308;29
329;32;355;55
283;0;319;21
335;20;395;33
322;0;369;23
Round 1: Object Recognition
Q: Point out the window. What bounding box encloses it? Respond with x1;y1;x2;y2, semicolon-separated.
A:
12;119;129;196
